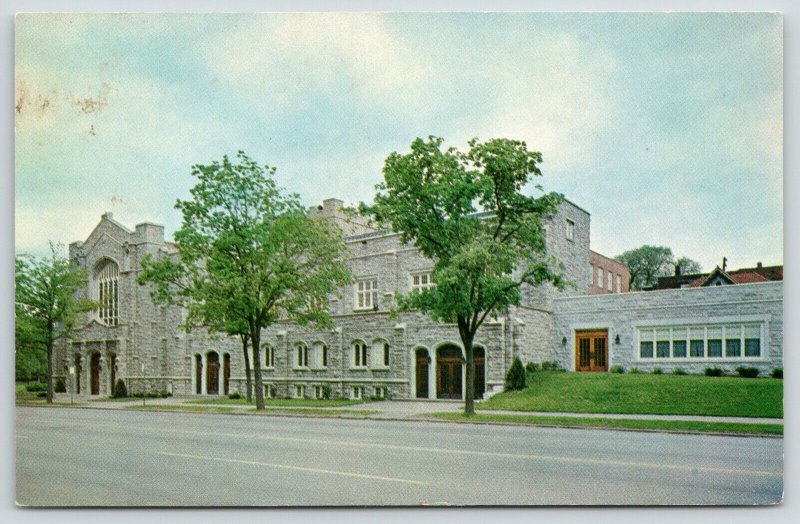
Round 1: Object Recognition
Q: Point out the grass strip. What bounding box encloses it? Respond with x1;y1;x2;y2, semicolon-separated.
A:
428;412;783;436
125;404;236;413
254;408;378;416
123;404;377;416
187;397;364;407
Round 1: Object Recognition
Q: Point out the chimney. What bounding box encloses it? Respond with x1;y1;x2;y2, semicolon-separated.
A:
722;256;727;272
757;261;763;269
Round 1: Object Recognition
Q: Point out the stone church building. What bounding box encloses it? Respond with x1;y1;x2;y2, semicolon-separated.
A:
54;197;784;400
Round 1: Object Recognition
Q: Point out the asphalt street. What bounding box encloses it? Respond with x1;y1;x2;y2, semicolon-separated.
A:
15;406;783;506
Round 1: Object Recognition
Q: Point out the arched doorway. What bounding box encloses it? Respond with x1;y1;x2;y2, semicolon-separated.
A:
194;354;202;394
223;353;231;395
109;354;117;393
415;348;430;398
474;347;485;399
74;354;82;395
436;345;463;399
90;353;101;395
206;352;220;395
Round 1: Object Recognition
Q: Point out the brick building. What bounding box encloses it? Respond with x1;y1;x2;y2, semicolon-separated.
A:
589;250;630;295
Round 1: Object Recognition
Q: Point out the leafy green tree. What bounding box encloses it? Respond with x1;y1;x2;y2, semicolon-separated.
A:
673;256;702;276
616;246;703;289
363;136;566;415
15;243;95;402
138;151;351;410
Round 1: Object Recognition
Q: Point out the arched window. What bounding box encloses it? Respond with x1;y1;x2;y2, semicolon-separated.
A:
263;345;275;368
312;341;328;369
96;260;119;326
295;342;309;368
352;341;367;368
371;339;390;368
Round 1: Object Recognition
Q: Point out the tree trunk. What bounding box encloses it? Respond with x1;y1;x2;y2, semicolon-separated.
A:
463;335;475;415
45;336;54;404
251;324;265;410
240;334;252;402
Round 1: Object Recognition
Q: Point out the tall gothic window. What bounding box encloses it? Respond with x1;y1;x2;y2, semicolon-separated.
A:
96;260;119;326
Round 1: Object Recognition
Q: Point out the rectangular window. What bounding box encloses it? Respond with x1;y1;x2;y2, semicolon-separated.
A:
351;386;363;400
355;278;378;310
744;325;761;357
707;327;723;357
411;272;435;292
607;273;613;292
597;268;604;288
639;330;653;358
725;325;742;357
673;340;687;358
639;323;764;361
294;385;305;399
689;328;705;357
590;265;595;286
655;329;670;358
566;219;575;241
314;385;324;399
322;345;328;367
616;274;622;292
383;342;390;367
374;386;386;399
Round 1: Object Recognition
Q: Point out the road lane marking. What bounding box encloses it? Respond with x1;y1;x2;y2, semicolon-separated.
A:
157;451;427;486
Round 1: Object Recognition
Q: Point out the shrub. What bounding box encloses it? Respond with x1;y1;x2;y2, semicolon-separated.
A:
704;367;723;377
651;367;663;375
525;362;540;373
672;368;687;376
229;392;241;400
321;385;331;400
25;382;47;392
771;368;783;379
735;366;759;378
541;361;564;371
627;367;641;374
37;391;47;398
609;365;625;374
113;379;128;398
504;357;527;391
54;378;67;393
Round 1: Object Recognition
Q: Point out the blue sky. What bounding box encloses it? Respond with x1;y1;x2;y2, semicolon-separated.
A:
15;12;783;271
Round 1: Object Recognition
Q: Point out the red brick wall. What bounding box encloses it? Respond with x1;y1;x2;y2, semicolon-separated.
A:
589;250;630;295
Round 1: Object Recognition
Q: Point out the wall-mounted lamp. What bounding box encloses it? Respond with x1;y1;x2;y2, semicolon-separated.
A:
561;336;567;347
615;335;620;345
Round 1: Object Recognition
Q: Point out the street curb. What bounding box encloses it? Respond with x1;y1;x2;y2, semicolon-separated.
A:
16;402;783;438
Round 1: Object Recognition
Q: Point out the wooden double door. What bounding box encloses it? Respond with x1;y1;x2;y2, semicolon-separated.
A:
575;330;608;372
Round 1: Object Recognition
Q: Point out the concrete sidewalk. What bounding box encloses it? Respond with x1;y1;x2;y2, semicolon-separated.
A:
47;395;782;425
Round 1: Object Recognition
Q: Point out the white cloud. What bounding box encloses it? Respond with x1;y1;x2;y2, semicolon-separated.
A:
442;32;619;173
205;13;429;115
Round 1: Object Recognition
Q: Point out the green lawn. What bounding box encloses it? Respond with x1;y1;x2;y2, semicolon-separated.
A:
186;397;364;407
429;412;783;436
478;372;783;418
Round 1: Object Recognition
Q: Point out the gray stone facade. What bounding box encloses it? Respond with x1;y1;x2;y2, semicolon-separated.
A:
53;197;784;399
54;199;592;399
552;281;783;374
